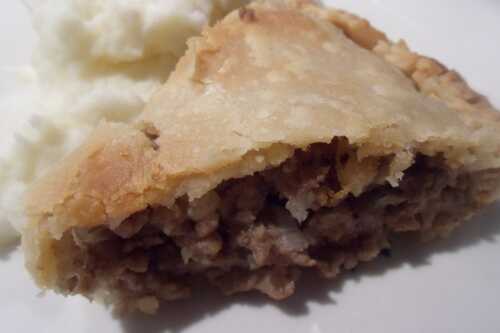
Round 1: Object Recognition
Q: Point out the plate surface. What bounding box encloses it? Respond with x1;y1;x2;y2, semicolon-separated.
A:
1;1;500;332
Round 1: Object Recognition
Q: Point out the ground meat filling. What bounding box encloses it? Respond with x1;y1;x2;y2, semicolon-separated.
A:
58;139;496;313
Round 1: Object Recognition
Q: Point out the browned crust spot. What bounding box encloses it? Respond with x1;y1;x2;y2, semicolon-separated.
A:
239;7;257;23
139;122;160;151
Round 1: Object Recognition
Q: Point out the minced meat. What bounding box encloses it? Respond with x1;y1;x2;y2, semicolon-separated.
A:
59;139;495;313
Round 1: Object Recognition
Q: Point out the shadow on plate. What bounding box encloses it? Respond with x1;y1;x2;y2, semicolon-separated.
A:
120;203;500;333
0;240;19;261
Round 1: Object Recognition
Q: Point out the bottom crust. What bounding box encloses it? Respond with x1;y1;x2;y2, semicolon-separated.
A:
45;138;500;314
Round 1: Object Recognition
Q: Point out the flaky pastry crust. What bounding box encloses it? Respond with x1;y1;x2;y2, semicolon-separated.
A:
24;0;500;296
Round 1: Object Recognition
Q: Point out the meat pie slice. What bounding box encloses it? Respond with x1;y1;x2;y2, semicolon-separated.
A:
23;0;500;314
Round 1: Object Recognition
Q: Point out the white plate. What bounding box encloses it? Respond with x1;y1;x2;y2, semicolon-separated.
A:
1;1;500;332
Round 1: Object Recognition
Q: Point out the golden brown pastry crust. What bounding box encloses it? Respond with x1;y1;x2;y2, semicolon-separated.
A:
320;7;497;115
24;0;500;289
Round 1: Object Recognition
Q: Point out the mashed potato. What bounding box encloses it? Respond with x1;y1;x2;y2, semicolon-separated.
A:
0;0;248;246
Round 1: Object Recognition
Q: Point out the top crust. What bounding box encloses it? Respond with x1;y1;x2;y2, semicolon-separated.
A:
25;0;500;246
